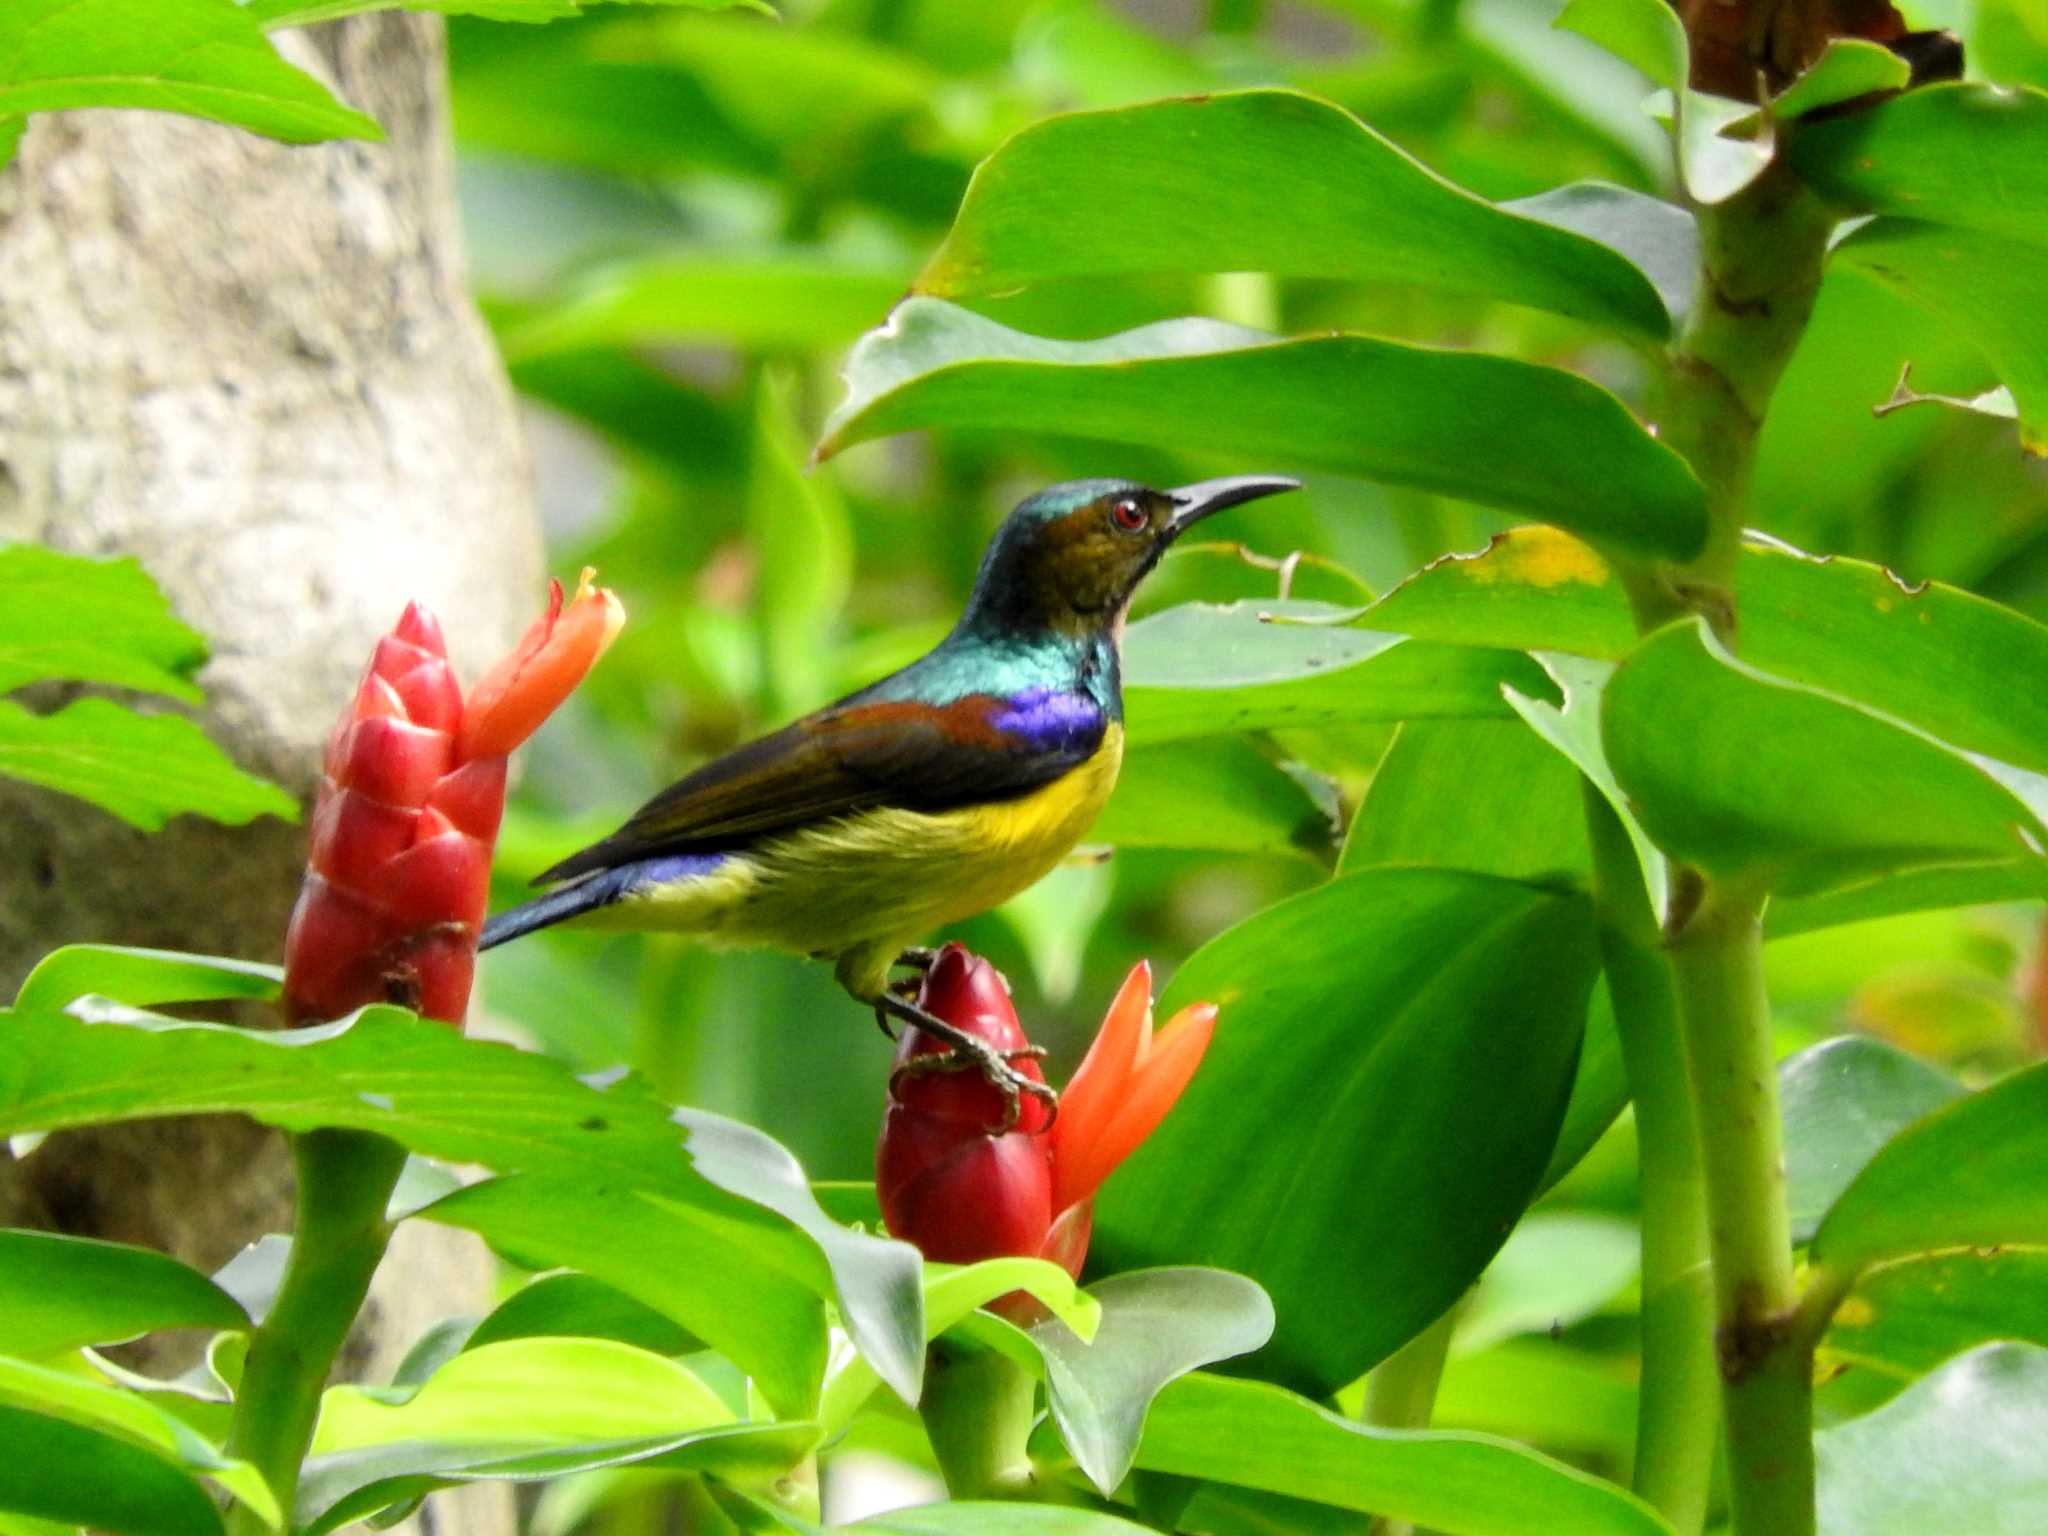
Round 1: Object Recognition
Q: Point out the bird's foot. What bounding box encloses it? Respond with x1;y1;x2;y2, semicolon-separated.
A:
875;991;1057;1134
892;945;940;974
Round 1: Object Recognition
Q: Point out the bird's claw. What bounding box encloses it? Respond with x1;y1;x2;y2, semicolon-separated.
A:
884;1041;1056;1134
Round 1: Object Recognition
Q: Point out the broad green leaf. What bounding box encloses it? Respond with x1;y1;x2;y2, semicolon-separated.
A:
14;945;282;1014
1814;1343;2048;1534
1789;83;2048;246
0;0;379;142
300;1421;817;1536
1094;738;1332;861
0;699;298;832
1778;1037;1965;1246
1122;600;1554;743
1554;0;1684;90
0;1359;273;1527
467;1271;699;1357
1501;181;1699;326
749;368;853;720
416;1174;826;1419
1832;219;2048;454
0;1405;224;1536
1541;983;1629;1196
1093;868;1597;1393
1812;1058;2048;1279
0;547;205;700
1454;1212;1638;1356
313;1337;734;1451
818;302;1709;560
0;1006;926;1408
1132;1372;1672;1536
921;91;1671;338
1770;39;1910;121
1340;718;1589;883
0;1232;247;1357
850;1508;1158;1535
1600;619;2044;897
1771;860;2048;935
0;118;20;169
1435;1341;1638;1455
499;254;910;359
1029;1268;1274;1495
1367;527;2048;778
1826;1246;2048;1392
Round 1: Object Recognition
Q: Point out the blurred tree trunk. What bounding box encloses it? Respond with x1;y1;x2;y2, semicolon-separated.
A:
0;16;535;1533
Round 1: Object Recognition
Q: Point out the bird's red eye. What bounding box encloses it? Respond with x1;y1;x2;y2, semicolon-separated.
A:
1111;497;1147;531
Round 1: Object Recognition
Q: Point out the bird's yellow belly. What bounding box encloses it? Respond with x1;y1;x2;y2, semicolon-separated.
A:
614;725;1124;992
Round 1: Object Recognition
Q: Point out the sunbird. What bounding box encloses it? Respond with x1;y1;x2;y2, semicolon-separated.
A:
480;474;1300;1110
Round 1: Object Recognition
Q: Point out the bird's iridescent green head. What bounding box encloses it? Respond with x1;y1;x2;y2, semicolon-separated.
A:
960;474;1301;638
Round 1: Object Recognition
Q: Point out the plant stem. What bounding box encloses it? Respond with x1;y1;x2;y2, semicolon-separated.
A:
918;1342;1040;1500
1362;1303;1459;1536
1583;787;1718;1535
1668;883;1811;1536
223;1128;408;1535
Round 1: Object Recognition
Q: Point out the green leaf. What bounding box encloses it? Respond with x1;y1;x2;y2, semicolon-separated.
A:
0;117;20;168
466;1271;700;1357
0;1232;247;1357
1122;600;1554;743
254;0;764;24
1029;1268;1274;1496
1825;1246;2048;1397
818;302;1709;561
1812;1059;2048;1279
1094;738;1332;861
1093;868;1598;1394
1553;0;1684;91
0;1405;224;1536
1778;1037;1966;1246
848;1508;1159;1535
1814;1343;2048;1534
1770;39;1910;121
1789;83;2048;246
1831;219;2048;454
301;1421;815;1536
500;253;910;359
1600;619;2044;897
1367;527;2048;779
0;1006;926;1408
416;1174;827;1419
1132;1372;1672;1536
921;91;1671;338
1435;1340;1639;1455
749;368;853;720
0;1360;276;1528
1455;1212;1639;1356
0;0;380;142
0;547;206;700
0;698;298;832
1500;181;1699;327
1341;718;1589;882
14;945;282;1014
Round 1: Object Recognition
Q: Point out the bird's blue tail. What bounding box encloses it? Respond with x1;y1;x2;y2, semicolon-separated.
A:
478;854;726;951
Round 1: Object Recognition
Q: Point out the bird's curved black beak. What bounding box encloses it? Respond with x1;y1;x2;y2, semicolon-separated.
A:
1164;474;1303;538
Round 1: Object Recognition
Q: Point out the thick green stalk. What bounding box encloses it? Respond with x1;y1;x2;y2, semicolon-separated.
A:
1634;161;1836;635
1583;789;1717;1534
224;1128;408;1535
1668;884;1809;1536
918;1342;1040;1501
1363;1304;1459;1536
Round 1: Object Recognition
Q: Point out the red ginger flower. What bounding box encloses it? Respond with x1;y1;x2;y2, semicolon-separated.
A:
282;573;622;1027
875;944;1216;1283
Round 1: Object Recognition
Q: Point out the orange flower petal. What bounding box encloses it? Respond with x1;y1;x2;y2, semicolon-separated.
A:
457;570;624;762
1052;960;1151;1177
1051;1001;1215;1214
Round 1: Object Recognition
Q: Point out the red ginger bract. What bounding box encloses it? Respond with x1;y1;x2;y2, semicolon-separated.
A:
875;943;1216;1289
282;574;622;1027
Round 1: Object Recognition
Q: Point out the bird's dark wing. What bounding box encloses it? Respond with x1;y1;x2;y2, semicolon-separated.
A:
535;690;1107;884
